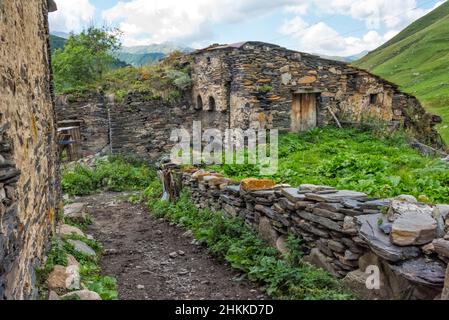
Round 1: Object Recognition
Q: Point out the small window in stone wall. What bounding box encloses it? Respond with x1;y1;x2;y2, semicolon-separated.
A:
196;95;203;110
369;93;382;105
208;96;216;111
207;57;211;64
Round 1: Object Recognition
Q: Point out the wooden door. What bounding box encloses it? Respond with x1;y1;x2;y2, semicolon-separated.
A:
291;93;317;132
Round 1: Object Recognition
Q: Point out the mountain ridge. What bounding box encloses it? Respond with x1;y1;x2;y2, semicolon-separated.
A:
353;1;449;144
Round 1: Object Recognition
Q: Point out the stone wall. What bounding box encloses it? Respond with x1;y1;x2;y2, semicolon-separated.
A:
0;0;59;299
56;92;231;161
173;168;449;300
55;95;110;157
192;42;443;148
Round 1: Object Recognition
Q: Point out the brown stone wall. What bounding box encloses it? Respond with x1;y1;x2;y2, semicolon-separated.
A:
191;42;443;148
0;0;58;299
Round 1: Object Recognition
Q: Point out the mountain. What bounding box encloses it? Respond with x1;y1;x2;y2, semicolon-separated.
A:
353;1;449;144
50;34;67;52
115;52;166;66
116;42;194;66
315;51;369;63
51;31;70;39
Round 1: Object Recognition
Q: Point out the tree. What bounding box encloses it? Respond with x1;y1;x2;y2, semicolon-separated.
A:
52;26;122;93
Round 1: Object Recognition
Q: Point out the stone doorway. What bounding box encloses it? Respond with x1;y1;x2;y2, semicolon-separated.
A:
291;93;318;132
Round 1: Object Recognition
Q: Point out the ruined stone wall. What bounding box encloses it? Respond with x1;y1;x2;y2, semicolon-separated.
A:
178;169;449;300
55;95;110;157
0;0;59;299
191;42;442;148
109;94;203;160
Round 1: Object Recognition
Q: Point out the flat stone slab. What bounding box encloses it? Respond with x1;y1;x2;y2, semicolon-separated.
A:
280;188;306;202
67;240;96;258
305;190;368;203
357;214;420;262
391;212;437;246
299;184;336;194
297;210;342;232
391;258;446;287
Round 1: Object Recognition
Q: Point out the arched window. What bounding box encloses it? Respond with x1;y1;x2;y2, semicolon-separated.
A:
208;96;216;111
196;95;203;110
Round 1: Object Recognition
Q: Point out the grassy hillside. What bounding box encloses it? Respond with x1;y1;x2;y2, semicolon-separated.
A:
353;1;449;143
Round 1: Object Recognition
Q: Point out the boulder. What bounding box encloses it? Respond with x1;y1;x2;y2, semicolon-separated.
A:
241;178;276;191
390;258;446;288
46;265;80;293
304;248;339;278
387;197;431;222
64;203;88;223
67;254;80;268
432;239;449;258
357;214;420;262
60;290;102;301
258;217;278;247
67;239;96;258
57;224;85;237
276;235;289;255
342;269;384;300
391;212;437;246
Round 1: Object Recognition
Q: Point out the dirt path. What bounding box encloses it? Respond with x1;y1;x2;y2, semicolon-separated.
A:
80;192;267;300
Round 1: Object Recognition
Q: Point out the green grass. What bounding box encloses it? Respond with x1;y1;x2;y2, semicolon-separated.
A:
353;1;449;143
143;181;353;300
62;155;156;196
209;127;449;204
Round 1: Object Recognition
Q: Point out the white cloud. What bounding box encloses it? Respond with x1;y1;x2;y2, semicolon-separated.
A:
49;0;95;32
313;0;442;30
102;0;305;46
279;18;396;56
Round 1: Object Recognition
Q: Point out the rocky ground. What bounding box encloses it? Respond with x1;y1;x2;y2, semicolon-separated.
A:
81;192;267;300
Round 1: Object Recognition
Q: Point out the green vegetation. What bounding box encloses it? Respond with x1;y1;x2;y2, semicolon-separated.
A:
61;155;156;196
143;182;353;300
209;127;449;204
52;26;122;94
36;235;118;300
353;1;449;143
101;51;193;103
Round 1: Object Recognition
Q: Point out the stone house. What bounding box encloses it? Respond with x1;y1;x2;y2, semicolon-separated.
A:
0;0;58;299
191;42;443;147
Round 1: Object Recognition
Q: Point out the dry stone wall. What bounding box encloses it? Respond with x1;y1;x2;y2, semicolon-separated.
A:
55;95;110;157
174;168;449;300
0;0;59;299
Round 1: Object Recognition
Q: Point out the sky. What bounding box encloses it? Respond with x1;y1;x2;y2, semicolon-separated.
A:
49;0;446;57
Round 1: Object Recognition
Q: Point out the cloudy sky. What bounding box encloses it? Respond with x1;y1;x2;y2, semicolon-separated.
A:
49;0;446;56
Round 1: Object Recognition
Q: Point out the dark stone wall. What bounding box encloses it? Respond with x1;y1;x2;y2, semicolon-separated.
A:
55;94;110;157
0;0;59;299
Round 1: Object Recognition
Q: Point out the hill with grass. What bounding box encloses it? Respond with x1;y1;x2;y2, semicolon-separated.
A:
50;34;67;52
353;1;449;144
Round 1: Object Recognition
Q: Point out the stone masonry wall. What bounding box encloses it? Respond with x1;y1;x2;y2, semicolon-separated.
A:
175;168;449;300
0;0;59;299
55;94;110;157
56;92;230;161
192;42;443;148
